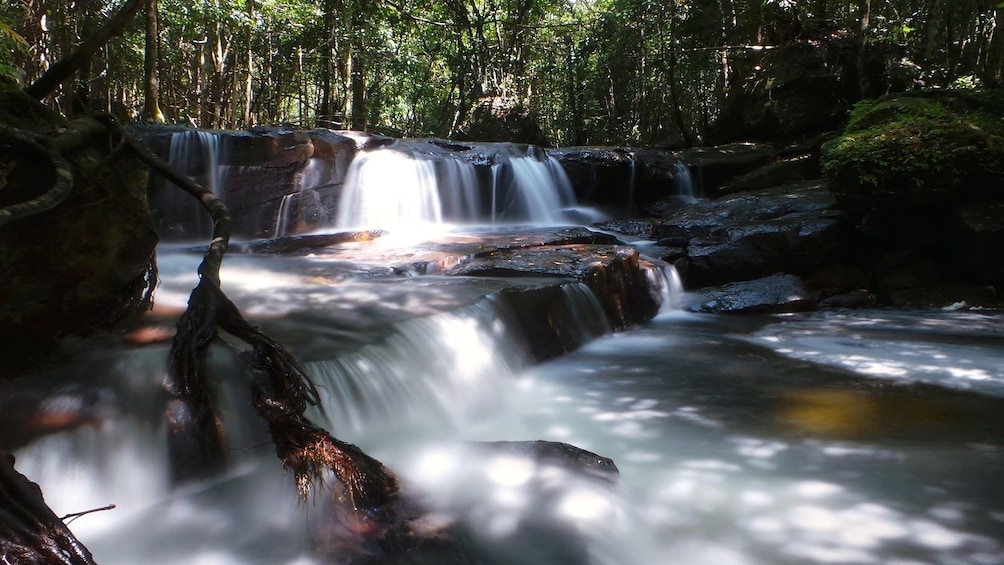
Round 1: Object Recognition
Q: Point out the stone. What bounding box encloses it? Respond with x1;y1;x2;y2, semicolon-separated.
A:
443;243;661;328
690;273;816;314
454;96;550;146
656;181;850;288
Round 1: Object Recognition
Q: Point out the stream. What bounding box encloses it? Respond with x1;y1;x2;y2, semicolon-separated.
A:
5;134;1004;564
7;243;1004;565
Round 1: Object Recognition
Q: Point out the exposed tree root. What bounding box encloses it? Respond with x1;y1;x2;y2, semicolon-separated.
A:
94;113;400;506
0;124;74;227
0;451;97;565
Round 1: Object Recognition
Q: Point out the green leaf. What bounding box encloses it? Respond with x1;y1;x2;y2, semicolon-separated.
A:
0;22;30;52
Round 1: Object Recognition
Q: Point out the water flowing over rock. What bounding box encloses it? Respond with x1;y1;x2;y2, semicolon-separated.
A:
335;139;582;229
140;126;362;240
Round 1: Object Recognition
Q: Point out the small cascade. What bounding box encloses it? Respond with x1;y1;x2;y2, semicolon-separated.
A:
642;257;686;313
303;281;612;437
153;130;226;239
335;148;446;229
334;141;583;230
673;160;698;202
272;158;334;237
273;193;296;237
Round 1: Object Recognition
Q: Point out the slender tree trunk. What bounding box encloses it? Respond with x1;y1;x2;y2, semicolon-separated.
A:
24;0;143;101
143;0;164;122
856;0;872;98
983;7;1004;87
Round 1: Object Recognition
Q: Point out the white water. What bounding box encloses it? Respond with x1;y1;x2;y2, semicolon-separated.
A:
9;239;1004;564
674;160;698;202
154;130;225;238
335;143;592;230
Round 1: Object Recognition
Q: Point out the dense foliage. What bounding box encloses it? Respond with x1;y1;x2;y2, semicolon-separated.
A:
2;0;1003;145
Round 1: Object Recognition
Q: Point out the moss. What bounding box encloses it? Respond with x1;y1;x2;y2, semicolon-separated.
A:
822;90;1004;209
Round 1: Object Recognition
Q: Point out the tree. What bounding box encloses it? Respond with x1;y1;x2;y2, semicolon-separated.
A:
143;0;165;122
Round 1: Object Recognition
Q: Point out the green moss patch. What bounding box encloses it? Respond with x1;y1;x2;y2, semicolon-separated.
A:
822;90;1004;210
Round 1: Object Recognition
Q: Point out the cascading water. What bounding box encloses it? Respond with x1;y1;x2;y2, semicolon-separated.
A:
674;160;698;203
335;141;592;230
7;132;1004;565
152;130;226;239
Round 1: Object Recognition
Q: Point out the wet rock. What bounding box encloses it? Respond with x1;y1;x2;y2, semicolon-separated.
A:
547;147;691;213
952;201;1004;286
690;273;816;314
444;244;661;328
471;441;619;484
139;127;360;239
592;218;661;239
655;143;775;204
493;283;611;361
659;182;849;288
228;230;384;255
310;440;619;565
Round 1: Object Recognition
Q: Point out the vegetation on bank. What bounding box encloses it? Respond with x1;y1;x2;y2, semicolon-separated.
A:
821;90;1004;208
2;1;1003;146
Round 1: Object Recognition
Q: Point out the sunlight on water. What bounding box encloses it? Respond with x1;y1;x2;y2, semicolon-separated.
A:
752;311;1004;396
334;142;591;230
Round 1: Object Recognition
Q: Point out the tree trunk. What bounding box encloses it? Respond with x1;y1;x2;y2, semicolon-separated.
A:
983;7;1004;88
24;0;143;101
143;0;165;123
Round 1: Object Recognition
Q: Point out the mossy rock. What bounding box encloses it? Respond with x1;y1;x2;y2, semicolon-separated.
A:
0;85;158;366
821;90;1004;211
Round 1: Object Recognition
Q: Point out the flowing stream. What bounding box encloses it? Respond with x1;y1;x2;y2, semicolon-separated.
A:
9;245;1004;565
5;135;1004;564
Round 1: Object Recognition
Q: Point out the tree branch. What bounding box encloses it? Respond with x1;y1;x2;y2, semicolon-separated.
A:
24;0;144;101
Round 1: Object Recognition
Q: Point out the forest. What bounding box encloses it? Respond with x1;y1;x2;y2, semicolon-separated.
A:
3;0;1003;146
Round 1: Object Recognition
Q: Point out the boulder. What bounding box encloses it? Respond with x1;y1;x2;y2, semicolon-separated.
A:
443;243;662;329
1;91;158;364
454;96;550;146
822;91;1004;213
690;273;816;314
648;182;850;289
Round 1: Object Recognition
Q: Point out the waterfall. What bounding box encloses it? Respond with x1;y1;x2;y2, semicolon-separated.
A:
334;142;583;230
272;159;333;238
674;160;698;202
153;130;225;239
